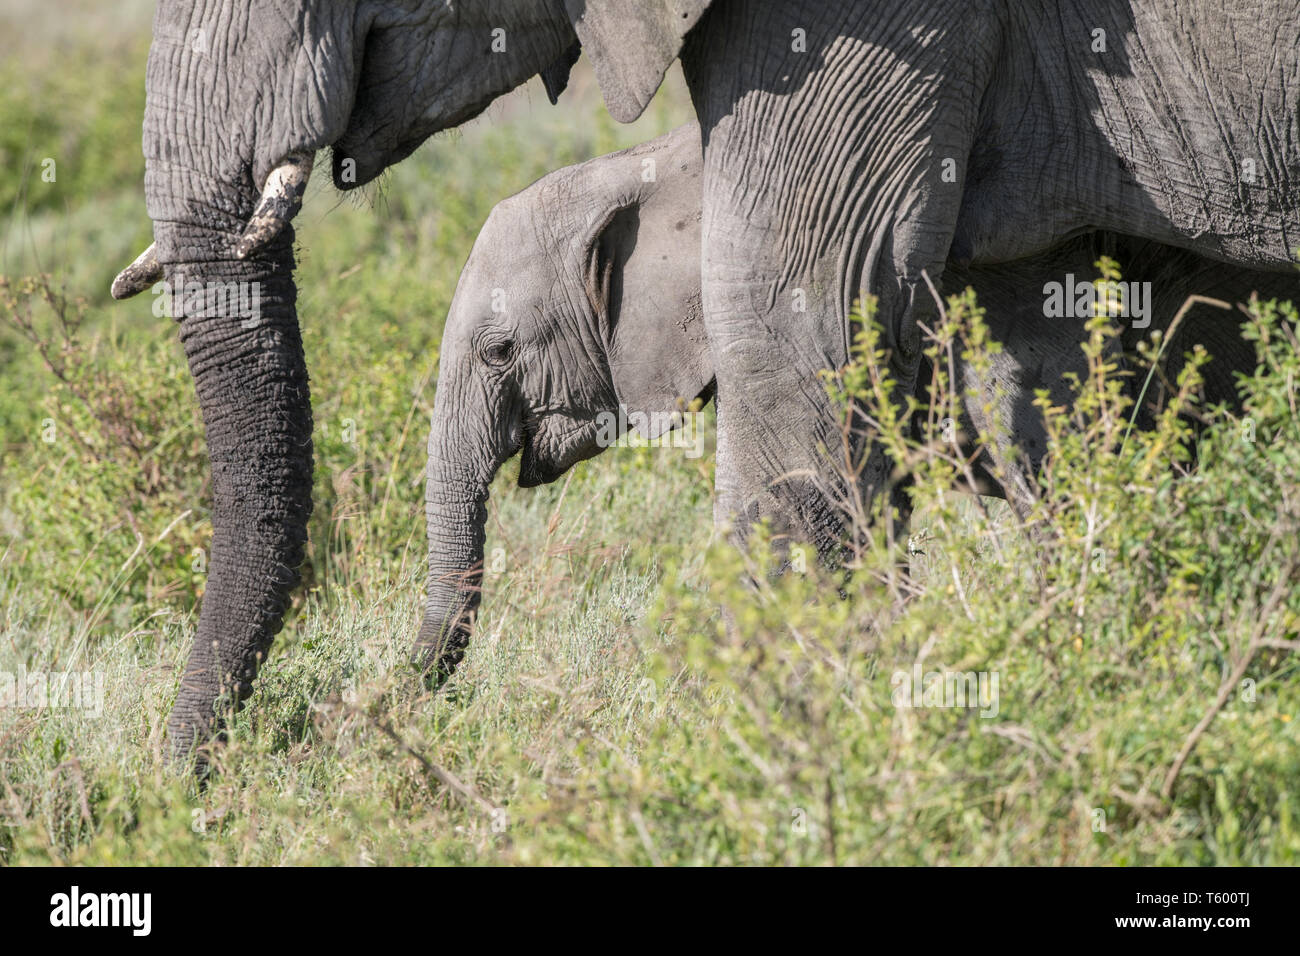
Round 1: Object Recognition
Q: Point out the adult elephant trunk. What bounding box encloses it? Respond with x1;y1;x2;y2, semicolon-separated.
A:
127;67;318;770
113;1;357;765
153;214;313;764
133;153;316;769
413;387;515;682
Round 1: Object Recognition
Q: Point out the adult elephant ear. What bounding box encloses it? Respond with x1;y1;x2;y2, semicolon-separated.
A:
565;1;712;122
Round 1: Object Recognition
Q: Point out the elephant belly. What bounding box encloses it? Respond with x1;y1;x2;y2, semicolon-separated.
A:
953;2;1300;271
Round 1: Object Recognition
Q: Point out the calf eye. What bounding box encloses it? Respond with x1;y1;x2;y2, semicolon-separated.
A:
481;338;514;367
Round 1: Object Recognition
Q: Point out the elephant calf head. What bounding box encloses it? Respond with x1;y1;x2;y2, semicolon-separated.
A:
415;123;713;679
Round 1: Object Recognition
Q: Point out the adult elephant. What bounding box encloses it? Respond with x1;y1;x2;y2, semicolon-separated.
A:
682;1;1299;559
111;1;1299;763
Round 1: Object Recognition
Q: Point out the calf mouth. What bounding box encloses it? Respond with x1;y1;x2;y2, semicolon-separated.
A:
518;414;601;488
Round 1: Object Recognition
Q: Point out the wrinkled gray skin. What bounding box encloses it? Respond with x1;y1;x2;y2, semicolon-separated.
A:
420;122;1288;664
946;235;1279;512
683;1;1300;561
418;127;711;675
115;1;1298;762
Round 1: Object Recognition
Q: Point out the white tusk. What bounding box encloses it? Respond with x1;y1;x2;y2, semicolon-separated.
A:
235;151;314;259
110;242;163;300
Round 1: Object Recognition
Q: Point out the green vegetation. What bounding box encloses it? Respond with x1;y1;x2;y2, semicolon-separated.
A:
1;10;1296;865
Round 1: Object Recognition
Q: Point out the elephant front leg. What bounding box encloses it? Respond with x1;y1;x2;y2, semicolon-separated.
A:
700;251;935;565
703;283;860;560
683;0;994;564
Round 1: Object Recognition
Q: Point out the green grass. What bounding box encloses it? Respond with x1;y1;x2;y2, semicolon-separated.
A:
1;25;1298;865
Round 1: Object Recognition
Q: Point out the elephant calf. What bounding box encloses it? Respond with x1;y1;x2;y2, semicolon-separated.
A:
417;123;1283;680
417;124;711;678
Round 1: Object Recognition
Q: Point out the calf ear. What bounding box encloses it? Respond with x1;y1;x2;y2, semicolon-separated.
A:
582;183;711;441
564;1;712;122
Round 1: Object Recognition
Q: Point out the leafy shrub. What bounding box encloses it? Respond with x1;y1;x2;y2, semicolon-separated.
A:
530;272;1300;865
